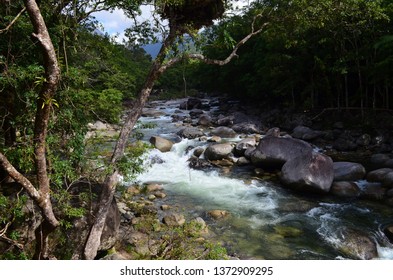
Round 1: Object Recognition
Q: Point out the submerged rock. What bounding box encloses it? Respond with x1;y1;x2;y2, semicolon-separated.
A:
207;210;230;220
336;228;378;260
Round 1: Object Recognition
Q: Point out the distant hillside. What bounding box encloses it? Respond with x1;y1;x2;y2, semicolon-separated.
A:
142;43;161;59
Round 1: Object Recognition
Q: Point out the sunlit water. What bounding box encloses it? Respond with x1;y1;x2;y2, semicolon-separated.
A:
128;99;393;260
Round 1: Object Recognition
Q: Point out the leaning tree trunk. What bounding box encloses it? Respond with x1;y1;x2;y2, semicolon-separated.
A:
83;29;178;260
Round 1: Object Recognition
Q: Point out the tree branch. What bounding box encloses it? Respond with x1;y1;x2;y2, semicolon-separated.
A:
0;7;26;34
159;17;268;73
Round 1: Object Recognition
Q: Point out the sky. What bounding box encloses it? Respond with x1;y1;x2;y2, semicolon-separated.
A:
92;5;156;43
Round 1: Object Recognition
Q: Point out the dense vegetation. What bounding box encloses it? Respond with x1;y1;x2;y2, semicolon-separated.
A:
187;0;393;111
1;0;393;259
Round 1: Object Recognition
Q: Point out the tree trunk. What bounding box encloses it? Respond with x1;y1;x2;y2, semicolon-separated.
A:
24;0;61;259
83;30;178;260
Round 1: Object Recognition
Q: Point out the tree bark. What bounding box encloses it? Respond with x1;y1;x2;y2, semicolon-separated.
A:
24;0;61;259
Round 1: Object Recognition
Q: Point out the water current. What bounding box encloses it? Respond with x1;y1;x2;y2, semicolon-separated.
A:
130;98;393;260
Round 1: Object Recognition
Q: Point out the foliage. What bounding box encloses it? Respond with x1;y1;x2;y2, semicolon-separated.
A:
192;0;393;111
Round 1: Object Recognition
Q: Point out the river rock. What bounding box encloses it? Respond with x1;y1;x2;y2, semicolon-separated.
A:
280;151;334;193
198;114;212;126
231;122;261;134
235;137;257;157
330;181;361;198
333;162;366;181
163;214;186;227
177;127;205;139
188;157;213;169
337;228;378;260
359;182;386;200
204;143;234;161
291;125;323;141
207;210;230;220
370;154;391;168
149;136;173;152
189;109;204;118
141;108;165;118
208;136;222;143
179;98;202;110
211;126;237;138
146;183;163;192
250;136;313;168
366;168;393;182
193;147;205;157
216;115;234;126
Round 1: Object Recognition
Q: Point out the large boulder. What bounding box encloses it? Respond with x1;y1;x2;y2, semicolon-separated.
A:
333;162;366;181
211;126;237;138
149;136;173;152
250;136;313;168
204;143;234;161
280;151;334;193
177;127;205;139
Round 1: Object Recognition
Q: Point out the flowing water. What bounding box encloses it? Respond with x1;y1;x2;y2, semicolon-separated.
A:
129;98;393;260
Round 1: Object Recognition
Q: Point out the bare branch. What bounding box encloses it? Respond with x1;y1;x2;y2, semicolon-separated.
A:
0;7;26;34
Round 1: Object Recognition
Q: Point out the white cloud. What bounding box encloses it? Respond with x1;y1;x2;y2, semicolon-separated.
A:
92;5;157;43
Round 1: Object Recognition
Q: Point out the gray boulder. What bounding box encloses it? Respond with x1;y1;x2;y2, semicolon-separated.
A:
211;126;237;138
250;136;313;168
204;143;234;161
149;136;173;152
280;151;334;193
333;162;366;181
177;127;205;139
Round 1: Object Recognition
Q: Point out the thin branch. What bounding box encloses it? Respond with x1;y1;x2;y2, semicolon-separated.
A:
0;7;26;34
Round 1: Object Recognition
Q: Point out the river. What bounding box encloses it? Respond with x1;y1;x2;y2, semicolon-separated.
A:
129;98;393;260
